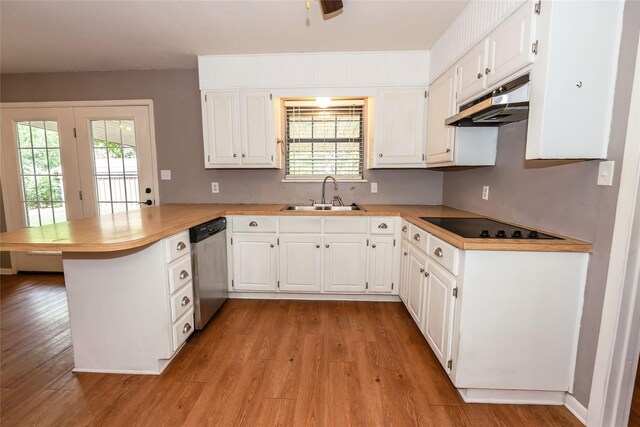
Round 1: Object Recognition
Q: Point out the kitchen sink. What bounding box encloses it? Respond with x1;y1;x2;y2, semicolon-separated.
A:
282;205;366;212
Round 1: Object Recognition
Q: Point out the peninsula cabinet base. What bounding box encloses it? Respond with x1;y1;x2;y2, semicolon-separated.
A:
458;388;567;405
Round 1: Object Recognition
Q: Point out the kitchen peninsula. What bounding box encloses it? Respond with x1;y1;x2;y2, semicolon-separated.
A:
0;204;592;405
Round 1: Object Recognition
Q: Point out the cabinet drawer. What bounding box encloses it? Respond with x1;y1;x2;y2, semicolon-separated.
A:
370;217;395;235
324;217;368;234
427;234;459;275
168;256;192;294
409;225;429;254
172;308;194;352
170;282;194;323
401;219;411;240
279;217;322;233
233;216;277;233
164;231;190;264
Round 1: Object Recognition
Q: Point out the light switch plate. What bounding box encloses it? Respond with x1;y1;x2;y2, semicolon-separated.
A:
211;182;219;193
597;161;615;186
160;170;171;180
482;185;489;200
371;182;378;193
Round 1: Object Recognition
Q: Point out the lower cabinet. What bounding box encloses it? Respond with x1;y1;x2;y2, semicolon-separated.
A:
324;234;368;293
421;262;456;369
367;235;396;293
278;234;322;292
399;239;410;303
232;233;277;291
406;246;428;325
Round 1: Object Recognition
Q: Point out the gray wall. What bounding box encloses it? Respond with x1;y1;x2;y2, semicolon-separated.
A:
0;70;443;206
443;1;639;406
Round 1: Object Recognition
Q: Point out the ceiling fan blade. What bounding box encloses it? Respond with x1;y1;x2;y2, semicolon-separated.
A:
319;0;343;16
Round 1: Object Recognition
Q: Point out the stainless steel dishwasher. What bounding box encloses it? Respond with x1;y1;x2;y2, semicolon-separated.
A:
189;217;228;329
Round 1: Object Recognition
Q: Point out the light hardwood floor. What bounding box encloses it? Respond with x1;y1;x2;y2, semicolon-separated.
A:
0;274;582;426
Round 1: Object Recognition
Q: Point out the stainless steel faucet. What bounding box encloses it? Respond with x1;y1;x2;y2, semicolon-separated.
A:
321;176;338;204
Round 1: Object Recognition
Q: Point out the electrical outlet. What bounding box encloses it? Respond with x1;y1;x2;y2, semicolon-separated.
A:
597;161;615;186
482;186;489;200
160;170;171;180
211;182;219;193
371;182;378;193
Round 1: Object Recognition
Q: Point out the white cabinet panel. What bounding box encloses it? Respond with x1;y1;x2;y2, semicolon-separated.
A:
203;91;240;167
372;88;426;168
232;234;277;291
399;239;411;304
456;40;489;103
426;68;455;165
486;1;535;87
323;235;367;293
233;216;277;233
239;91;275;166
368;236;395;294
422;263;456;371
278;234;322;292
406;247;427;325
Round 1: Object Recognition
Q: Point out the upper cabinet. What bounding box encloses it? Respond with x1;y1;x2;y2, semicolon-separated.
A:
371;88;427;168
526;0;623;159
202;90;279;169
456;40;489;104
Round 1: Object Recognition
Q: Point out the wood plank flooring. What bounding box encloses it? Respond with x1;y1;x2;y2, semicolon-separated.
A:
0;274;583;426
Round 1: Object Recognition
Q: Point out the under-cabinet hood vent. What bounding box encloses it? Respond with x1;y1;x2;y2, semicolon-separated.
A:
445;74;530;127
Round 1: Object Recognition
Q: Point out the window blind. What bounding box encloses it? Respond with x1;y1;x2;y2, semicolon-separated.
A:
284;100;365;180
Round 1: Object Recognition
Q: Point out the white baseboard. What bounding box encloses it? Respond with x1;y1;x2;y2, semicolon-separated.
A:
564;394;587;425
458;388;566;405
0;268;16;275
229;291;401;302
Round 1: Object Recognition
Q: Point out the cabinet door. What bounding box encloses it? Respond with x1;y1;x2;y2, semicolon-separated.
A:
232;234;277;291
456;39;489;103
422;262;456;371
367;236;395;294
486;1;535;87
278;234;322;292
203;91;240;167
399;240;411;304
324;235;367;293
426;68;456;165
239;91;276;166
406;248;427;325
373;88;426;167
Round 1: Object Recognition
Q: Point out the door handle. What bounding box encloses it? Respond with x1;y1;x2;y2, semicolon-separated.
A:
139;199;153;206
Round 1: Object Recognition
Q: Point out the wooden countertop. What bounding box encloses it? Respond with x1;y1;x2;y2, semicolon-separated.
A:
0;204;592;253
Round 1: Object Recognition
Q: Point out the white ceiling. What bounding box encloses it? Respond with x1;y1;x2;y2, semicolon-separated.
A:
0;0;468;74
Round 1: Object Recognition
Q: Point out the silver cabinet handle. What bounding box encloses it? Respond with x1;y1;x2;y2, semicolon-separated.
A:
316;244;320;248
403;251;408;256
325;244;330;248
270;243;274;248
233;154;237;158
402;226;407;232
419;267;425;273
477;72;483;79
379;153;383;157
242;154;246;158
446;148;451;153
249;221;258;227
378;223;388;229
434;247;444;258
181;296;190;306
413;233;421;242
176;241;186;251
425;272;430;278
372;244;377;248
179;270;189;280
485;67;491;74
182;323;192;334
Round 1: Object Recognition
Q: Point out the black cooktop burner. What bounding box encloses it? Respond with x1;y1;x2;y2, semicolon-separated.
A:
420;217;560;240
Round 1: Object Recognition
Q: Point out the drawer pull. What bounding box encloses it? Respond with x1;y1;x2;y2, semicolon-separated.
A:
249;221;258;227
182;323;192;334
434;247;444;258
176;241;187;251
402;225;407;232
413;233;421;242
372;244;377;248
181;296;190;306
378;223;388;229
179;270;189;280
316;244;320;248
420;268;425;273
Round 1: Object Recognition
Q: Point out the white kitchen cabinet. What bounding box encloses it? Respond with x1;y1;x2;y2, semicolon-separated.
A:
278;234;322;292
426;69;456;165
399;239;410;303
526;0;623;159
406;246;427;325
371;88;427;168
202;90;278;168
323;235;368;293
456;40;489;103
367;235;395;293
231;233;277;291
421;262;456;371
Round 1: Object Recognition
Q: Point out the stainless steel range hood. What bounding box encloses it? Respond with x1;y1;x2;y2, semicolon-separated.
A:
445;74;530;127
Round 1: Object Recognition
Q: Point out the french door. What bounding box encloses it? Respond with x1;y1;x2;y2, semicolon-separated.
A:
1;103;157;272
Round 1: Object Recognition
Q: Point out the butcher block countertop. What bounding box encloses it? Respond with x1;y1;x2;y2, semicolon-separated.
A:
0;204;592;253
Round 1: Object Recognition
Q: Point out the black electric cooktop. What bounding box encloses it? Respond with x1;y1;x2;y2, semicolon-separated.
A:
420;217;561;240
